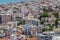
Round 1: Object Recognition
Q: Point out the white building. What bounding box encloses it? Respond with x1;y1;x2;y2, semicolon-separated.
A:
24;13;40;26
52;36;60;40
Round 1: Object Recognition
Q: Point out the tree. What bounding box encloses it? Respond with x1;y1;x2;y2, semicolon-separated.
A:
29;35;34;38
52;12;59;18
38;13;48;20
49;25;54;31
42;28;48;32
55;18;60;28
42;25;54;32
17;20;25;26
43;8;49;13
38;13;51;20
14;7;19;10
41;13;48;17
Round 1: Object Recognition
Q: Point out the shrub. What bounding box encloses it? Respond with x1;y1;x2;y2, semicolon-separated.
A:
17;20;25;26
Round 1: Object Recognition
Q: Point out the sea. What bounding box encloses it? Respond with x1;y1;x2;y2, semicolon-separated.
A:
0;0;26;4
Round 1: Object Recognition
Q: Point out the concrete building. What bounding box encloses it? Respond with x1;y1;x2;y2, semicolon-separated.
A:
24;13;40;26
0;14;11;23
52;36;60;40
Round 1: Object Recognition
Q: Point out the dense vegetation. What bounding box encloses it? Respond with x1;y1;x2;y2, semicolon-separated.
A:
17;20;25;26
42;25;54;32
